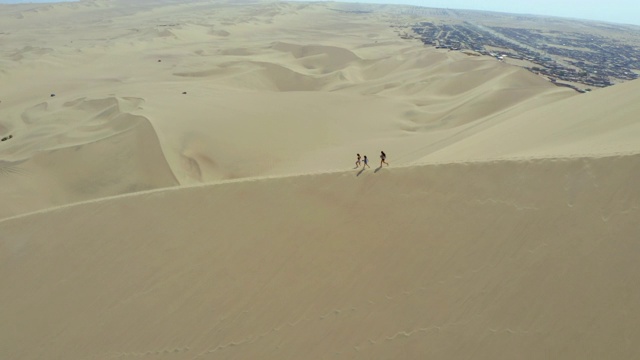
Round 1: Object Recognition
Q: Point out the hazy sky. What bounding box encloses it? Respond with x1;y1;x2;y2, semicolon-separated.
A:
0;0;638;26
327;0;640;25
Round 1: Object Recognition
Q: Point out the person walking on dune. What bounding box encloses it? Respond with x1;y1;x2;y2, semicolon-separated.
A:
355;153;361;168
363;155;370;169
380;151;389;167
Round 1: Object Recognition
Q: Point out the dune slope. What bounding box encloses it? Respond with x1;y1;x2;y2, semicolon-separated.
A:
0;96;178;219
415;78;640;163
1;154;640;359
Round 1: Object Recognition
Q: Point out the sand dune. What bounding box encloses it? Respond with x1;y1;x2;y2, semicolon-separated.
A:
1;0;640;359
2;154;639;359
415;78;640;163
0;95;177;218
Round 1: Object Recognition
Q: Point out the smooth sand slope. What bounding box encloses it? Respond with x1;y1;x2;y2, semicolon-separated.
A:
1;1;640;359
2;154;640;359
417;77;640;163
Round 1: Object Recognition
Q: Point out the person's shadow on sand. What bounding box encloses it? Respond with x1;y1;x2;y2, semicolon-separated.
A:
356;168;366;176
374;166;383;173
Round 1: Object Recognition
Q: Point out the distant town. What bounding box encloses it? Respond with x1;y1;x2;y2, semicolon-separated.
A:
375;6;640;93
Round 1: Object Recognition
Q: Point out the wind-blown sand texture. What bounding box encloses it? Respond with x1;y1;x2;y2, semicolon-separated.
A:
1;1;639;359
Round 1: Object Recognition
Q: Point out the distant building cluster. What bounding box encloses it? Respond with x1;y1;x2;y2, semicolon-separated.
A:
404;20;640;91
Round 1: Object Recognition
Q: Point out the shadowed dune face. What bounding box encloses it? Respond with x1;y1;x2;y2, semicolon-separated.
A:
0;96;177;218
8;46;54;61
8;97;145;160
1;155;639;359
271;41;362;73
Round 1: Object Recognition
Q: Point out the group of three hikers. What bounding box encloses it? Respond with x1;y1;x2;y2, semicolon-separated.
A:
355;151;388;169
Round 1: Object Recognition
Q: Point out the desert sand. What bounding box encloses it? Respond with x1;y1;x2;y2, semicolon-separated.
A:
1;1;639;359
